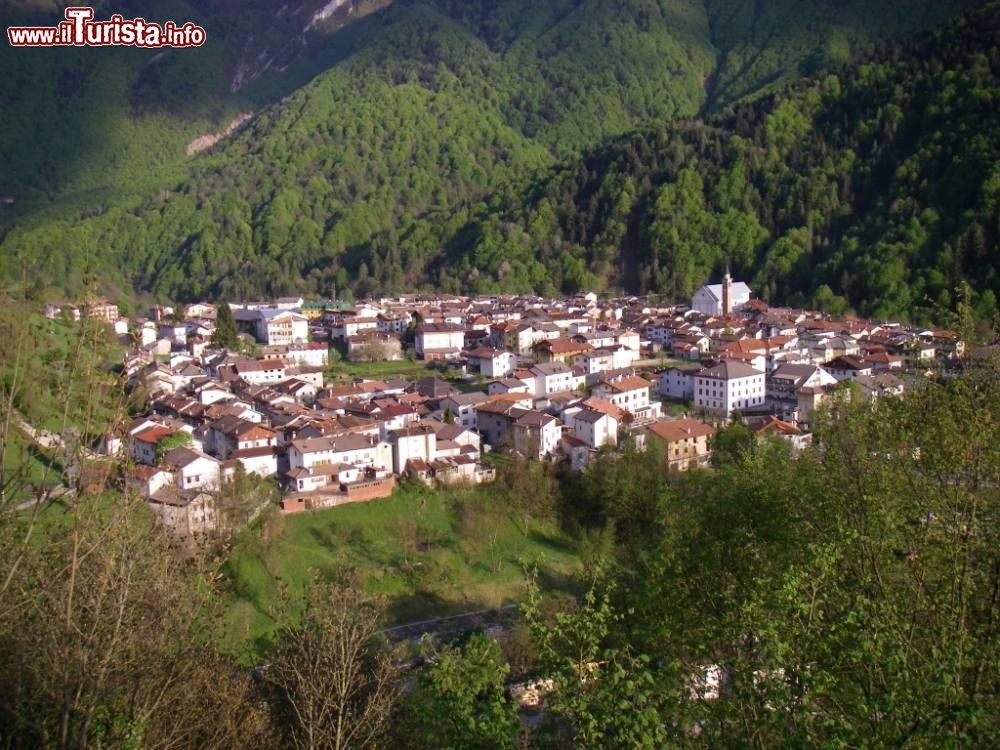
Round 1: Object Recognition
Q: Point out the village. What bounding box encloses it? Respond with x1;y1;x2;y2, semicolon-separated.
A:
45;270;968;540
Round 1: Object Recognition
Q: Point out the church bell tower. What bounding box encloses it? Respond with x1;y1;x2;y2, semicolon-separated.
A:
722;263;732;317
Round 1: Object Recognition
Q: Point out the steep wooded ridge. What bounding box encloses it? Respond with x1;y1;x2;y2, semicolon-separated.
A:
435;3;1000;320
0;0;989;319
0;0;392;198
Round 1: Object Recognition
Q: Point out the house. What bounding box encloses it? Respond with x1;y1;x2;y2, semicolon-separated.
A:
222;358;287;386
494;322;557;354
232;445;279;478
83;299;120;322
748;415;812;452
390;423;437;474
572;330;617;349
126;464;174;498
207;417;276;460
512;410;561;460
796;384;838;428
672;335;711;360
530;363;577;397
284;342;330;368
591;375;661;422
331;316;379;342
274;378;319;405
532;337;593;363
691;270;751;316
475;400;556;454
161;447;222;492
433;422;482;454
465;347;516;378
286;462;362;494
415;323;466;360
488;378;532;396
147;488;219;539
439;391;490;429
44;302;81;320
767;364;837;405
855;373;905;401
643;418;715;471
288;432;393;475
694;361;765;418
574;350;615;377
377;313;411;335
413;377;460;403
864;351;904;371
570;407;618;450
560;434;596;471
616;330;641;351
656;364;701;401
476;400;520;449
823;355;872;381
130;424;176;465
254;309;309;345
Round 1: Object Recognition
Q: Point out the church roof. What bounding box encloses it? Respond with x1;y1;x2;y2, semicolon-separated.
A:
695;282;752;302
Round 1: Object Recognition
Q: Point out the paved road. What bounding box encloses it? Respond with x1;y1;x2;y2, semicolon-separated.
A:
16;419;64;450
12;485;74;512
382;604;519;644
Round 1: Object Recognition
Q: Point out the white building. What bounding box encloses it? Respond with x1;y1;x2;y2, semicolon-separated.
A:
415;323;466;360
162;447;222;492
332;316;379;342
571;408;618;450
691;269;751;317
390;423;438;475
513;411;561;460
439;391;490;429
591;375;660;420
530;363;576;397
694;360;765;417
288;433;392;474
256;309;309;346
656;364;701;401
466;347;516;378
285;342;330;368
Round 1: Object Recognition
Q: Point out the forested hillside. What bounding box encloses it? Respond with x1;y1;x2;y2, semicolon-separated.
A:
0;0;392;200
0;0;986;316
437;4;1000;320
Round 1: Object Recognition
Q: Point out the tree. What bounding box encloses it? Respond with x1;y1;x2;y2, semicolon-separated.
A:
0;492;274;749
211;302;239;351
154;430;191;462
265;582;400;750
523;575;675;749
217;464;279;536
709;418;756;468
394;634;520;750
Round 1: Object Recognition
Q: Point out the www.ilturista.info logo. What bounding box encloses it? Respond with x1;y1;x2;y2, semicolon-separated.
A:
7;7;206;48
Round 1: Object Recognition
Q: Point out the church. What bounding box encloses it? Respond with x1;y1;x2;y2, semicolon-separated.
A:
691;268;751;317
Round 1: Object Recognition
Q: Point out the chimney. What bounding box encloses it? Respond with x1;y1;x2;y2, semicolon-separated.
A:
722;263;732;317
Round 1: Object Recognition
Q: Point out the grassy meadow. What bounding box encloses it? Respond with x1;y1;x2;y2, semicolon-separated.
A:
220;480;581;663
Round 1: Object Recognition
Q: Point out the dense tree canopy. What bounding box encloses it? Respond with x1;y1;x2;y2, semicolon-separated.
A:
1;0;991;322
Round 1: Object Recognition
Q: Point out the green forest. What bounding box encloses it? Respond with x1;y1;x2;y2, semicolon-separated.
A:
1;0;993;322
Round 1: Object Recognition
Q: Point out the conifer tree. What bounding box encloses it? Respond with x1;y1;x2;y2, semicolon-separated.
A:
211;302;239;351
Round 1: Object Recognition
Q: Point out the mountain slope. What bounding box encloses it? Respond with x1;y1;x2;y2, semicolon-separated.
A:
434;3;1000;320
0;0;984;310
0;0;392;201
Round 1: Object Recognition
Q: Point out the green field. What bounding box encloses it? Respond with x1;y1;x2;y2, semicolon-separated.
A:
220;481;581;662
325;357;432;381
